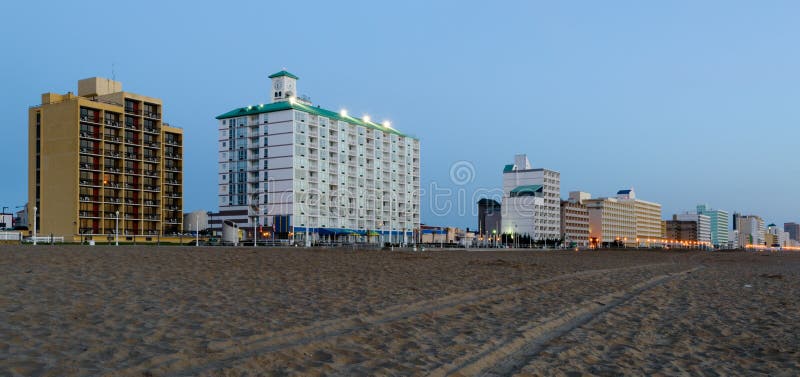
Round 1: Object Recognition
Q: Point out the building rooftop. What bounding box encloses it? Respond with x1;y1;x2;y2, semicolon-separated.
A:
510;185;543;197
216;100;416;139
268;70;299;80
477;198;501;207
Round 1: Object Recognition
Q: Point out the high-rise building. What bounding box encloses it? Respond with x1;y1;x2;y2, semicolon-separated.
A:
561;191;590;247
215;71;420;243
477;198;501;238
696;204;729;247
500;154;560;240
784;222;800;242
585;188;662;247
28;77;183;241
736;215;765;246
674;213;711;244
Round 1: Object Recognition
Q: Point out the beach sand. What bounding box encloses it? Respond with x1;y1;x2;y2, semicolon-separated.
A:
1;246;798;376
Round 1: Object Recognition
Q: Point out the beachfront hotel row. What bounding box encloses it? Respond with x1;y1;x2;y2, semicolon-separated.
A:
20;71;420;244
14;71;799;248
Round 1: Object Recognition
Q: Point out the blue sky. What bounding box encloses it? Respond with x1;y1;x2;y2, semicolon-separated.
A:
1;1;798;228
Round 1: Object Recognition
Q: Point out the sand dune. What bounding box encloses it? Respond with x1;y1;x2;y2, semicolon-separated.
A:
1;246;797;376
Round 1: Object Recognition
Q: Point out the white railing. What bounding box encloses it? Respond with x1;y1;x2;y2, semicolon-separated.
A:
24;236;65;243
0;232;22;241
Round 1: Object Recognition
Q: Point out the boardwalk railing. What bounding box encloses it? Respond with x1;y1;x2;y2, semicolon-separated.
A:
0;232;22;241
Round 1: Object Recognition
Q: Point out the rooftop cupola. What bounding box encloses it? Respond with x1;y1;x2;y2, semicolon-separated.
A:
269;70;299;103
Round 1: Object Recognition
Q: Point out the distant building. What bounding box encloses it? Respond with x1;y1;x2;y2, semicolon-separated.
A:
784;222;800;242
500;154;560;241
674;213;711;244
561;191;590;247
477;198;501;238
696;204;729;247
585;188;662;247
767;224;790;247
665;215;700;242
736;215;765;246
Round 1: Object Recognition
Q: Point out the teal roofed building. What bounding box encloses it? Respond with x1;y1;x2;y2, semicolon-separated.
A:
214;70;421;244
696;204;730;248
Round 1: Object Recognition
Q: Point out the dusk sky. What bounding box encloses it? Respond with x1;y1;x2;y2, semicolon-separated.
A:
1;1;798;228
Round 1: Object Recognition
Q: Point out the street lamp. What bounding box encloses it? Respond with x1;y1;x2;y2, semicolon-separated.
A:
492;229;497;248
207;211;213;237
33;206;37;245
115;210;119;246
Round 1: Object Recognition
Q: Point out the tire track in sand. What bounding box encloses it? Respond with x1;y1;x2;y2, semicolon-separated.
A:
427;266;704;377
112;262;675;376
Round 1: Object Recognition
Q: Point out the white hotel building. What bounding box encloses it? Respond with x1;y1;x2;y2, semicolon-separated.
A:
215;71;420;243
500;154;561;241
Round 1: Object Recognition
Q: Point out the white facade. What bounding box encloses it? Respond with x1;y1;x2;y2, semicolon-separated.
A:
216;71;420;241
737;215;765;246
676;213;711;244
500;154;560;240
696;204;729;247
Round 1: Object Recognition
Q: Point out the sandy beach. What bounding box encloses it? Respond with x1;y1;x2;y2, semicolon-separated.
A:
1;246;798;376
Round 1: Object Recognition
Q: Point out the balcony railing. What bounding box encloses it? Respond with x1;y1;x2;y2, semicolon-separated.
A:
104;119;121;127
125;107;142;116
80;115;100;123
80;163;100;170
143;111;161;119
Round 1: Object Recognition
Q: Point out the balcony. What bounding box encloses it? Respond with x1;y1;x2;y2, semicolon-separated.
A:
79;147;101;156
104;119;121;128
80;115;100;124
79;211;101;218
125;107;142;116
79;163;101;171
104;135;122;143
79;131;101;140
79;196;101;203
144;200;160;206
104;149;122;158
143;111;161;120
144;127;159;134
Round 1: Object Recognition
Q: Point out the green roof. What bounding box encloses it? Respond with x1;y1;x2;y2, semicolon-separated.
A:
216;100;417;139
510;185;543;196
503;164;515;173
268;70;299;80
